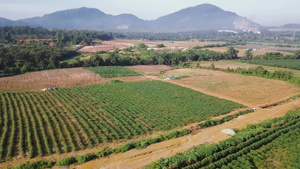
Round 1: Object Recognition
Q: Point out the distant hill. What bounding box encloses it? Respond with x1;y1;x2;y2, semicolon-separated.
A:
1;4;261;31
151;4;260;30
0;17;32;27
279;24;300;29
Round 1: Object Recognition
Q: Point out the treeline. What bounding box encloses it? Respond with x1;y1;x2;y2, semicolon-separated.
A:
66;46;239;68
234;66;294;81
0;45;78;74
252;51;300;60
0;26;113;46
193;40;246;49
114;30;261;41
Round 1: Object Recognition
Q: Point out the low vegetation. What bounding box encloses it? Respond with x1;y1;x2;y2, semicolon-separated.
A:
199;109;254;129
84;66;140;78
0;81;244;162
146;109;300;169
240;59;300;70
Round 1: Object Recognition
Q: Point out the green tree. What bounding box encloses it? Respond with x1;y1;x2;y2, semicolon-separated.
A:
225;47;239;59
244;49;253;60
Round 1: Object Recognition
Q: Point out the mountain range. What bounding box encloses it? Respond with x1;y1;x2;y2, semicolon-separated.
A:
0;4;261;31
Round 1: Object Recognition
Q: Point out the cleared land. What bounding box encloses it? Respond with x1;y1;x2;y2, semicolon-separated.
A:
160;69;300;106
0;68;149;92
196;60;300;77
0;81;244;162
79;39;225;52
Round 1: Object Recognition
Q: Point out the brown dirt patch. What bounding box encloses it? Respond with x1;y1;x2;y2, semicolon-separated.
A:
128;65;172;76
161;69;300;106
78;39;225;52
0;68;149;92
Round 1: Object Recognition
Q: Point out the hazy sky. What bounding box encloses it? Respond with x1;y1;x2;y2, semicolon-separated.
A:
0;0;299;26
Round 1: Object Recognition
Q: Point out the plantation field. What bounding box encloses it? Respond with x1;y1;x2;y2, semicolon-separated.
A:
194;60;300;77
81;95;300;169
147;109;300;169
239;59;300;70
0;81;244;162
0;68;148;92
161;69;300;105
84;66;141;78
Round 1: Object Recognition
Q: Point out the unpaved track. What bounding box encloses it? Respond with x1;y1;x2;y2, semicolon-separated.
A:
79;98;300;169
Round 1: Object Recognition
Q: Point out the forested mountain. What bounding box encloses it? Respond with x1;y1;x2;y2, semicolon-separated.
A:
1;4;261;31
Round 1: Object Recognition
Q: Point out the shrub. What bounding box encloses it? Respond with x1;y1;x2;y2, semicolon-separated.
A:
55;157;77;166
115;143;135;153
95;148;115;157
11;161;54;169
76;154;97;164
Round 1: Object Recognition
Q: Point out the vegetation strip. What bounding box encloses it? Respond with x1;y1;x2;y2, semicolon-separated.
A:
240;59;300;70
199;109;254;129
146;109;300;169
260;94;300;109
9;129;191;168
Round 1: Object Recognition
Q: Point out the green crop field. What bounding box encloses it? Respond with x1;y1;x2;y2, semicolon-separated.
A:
147;109;300;169
240;60;300;70
0;81;244;161
84;66;141;78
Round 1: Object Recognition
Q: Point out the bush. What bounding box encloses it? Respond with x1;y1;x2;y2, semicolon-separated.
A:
55;157;77;166
110;79;123;83
76;154;97;164
11;161;54;169
95;148;115;157
115;143;135;153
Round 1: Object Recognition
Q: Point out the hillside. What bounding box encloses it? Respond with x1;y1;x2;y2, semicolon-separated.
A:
0;4;261;31
151;4;260;30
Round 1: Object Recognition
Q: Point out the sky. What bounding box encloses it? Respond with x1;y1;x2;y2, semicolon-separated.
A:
0;0;299;26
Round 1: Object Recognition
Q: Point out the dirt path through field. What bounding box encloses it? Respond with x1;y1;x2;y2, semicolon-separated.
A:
79;98;300;169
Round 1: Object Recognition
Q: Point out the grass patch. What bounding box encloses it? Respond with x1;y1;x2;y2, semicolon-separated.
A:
85;66;141;78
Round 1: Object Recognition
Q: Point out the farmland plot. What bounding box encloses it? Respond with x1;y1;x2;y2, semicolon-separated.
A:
163;69;300;105
0;81;244;161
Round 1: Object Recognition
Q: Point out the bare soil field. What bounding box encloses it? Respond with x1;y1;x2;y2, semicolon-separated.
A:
0;68;149;92
79;39;224;52
197;60;300;77
160;69;300;106
79;98;300;169
128;65;172;75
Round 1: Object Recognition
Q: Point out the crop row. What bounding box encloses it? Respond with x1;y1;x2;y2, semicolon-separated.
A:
146;109;300;169
0;81;244;161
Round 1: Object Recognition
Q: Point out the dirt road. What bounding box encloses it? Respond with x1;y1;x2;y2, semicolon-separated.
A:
79;98;300;169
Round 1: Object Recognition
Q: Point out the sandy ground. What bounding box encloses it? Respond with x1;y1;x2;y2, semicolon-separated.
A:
197;60;300;78
0;68;150;92
79;98;300;169
161;69;300;106
79;39;225;52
